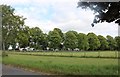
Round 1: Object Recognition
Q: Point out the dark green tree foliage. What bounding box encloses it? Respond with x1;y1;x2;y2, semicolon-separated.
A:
69;31;78;37
53;28;64;41
48;30;62;50
78;33;89;50
98;35;108;50
1;5;26;50
115;36;120;50
15;26;30;48
106;35;116;50
53;28;64;50
41;34;48;50
77;1;120;26
17;29;29;48
29;27;44;49
87;33;100;50
64;31;78;50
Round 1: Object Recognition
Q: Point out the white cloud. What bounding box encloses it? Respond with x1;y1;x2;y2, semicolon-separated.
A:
0;0;118;37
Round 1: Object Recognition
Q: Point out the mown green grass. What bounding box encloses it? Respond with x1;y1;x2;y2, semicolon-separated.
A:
7;51;119;58
3;53;118;75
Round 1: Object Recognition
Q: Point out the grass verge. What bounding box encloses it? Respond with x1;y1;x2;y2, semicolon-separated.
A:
3;54;118;75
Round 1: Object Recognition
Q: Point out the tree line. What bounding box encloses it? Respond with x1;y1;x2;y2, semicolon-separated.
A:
1;5;120;51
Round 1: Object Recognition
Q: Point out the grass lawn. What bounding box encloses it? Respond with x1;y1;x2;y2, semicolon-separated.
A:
2;51;119;75
7;51;119;58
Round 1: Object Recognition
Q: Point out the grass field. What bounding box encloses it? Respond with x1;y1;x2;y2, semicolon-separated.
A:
2;51;119;75
7;51;119;58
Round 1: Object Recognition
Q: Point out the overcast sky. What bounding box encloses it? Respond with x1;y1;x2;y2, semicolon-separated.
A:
0;0;119;37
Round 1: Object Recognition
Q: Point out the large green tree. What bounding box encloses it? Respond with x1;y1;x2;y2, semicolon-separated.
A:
64;31;78;50
87;33;100;50
78;33;89;51
98;35;108;50
17;29;29;48
115;36;120;50
77;1;120;26
29;27;44;49
53;28;64;50
41;33;48;50
106;35;116;50
1;5;26;50
48;30;62;50
53;28;64;41
15;26;30;48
